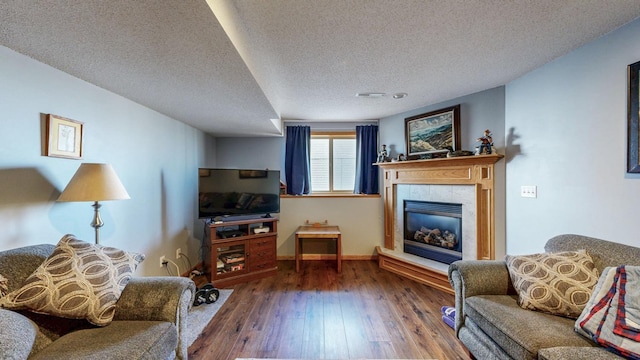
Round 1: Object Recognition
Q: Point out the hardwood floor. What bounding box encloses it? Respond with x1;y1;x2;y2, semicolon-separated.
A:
188;260;472;360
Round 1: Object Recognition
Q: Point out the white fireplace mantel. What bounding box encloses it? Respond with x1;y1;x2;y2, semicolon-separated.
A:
375;154;504;294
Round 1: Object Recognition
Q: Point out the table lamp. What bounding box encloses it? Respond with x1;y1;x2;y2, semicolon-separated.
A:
58;163;130;244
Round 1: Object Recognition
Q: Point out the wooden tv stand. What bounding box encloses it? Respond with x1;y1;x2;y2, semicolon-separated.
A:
206;217;278;288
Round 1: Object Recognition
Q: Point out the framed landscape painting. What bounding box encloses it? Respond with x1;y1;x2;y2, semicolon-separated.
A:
405;105;460;157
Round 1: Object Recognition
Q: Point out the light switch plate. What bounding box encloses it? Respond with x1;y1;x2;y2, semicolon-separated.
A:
520;185;537;198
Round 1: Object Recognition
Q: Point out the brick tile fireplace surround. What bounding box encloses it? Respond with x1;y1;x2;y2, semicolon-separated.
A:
376;154;504;294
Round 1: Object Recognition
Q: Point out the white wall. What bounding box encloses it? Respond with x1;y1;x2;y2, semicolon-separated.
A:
505;19;640;254
278;196;384;258
0;46;215;276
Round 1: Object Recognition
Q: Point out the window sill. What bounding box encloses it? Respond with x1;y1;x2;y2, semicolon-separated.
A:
280;193;380;199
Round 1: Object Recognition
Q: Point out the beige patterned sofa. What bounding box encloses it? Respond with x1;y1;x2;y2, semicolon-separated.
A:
0;237;196;360
448;234;640;360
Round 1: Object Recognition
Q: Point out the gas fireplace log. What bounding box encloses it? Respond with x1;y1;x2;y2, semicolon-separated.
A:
413;227;458;249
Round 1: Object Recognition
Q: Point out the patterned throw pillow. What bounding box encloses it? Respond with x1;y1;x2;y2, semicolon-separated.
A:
0;274;7;298
505;250;599;319
0;234;144;326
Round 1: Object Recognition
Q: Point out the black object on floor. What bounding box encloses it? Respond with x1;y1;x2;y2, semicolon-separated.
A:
193;283;220;306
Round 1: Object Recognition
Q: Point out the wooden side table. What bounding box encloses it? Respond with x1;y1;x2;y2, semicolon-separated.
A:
295;225;341;273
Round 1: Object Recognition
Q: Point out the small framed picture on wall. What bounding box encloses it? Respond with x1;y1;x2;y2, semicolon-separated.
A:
45;114;84;159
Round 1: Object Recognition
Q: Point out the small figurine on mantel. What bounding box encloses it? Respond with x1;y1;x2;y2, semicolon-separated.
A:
476;129;494;155
377;144;389;163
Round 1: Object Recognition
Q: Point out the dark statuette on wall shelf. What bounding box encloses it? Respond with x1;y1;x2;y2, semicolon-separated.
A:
377;144;389;163
475;129;494;155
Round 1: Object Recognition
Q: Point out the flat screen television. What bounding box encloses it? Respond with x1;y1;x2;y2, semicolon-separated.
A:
198;168;281;220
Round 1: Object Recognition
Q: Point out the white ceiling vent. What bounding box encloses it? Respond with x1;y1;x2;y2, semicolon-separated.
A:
355;92;386;98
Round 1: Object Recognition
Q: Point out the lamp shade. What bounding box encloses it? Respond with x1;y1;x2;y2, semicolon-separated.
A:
58;163;130;202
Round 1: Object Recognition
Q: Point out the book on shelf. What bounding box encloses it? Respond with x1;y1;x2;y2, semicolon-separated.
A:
221;253;245;264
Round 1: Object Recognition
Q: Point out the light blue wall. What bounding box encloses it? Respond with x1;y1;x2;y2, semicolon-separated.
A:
215;89;508;257
379;86;507;255
215;137;284;171
379;86;506;158
222;18;640;258
505;19;640;254
0;46;215;276
6;13;639;271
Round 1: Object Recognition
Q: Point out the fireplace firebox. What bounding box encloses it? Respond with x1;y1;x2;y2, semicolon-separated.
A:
404;200;462;265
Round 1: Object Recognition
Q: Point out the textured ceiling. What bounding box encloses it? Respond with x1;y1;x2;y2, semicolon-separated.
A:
2;0;640;137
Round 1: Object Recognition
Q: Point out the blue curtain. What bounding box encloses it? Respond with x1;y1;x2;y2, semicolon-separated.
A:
284;126;311;195
354;125;379;194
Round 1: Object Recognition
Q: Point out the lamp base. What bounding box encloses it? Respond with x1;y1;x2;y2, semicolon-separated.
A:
91;201;104;244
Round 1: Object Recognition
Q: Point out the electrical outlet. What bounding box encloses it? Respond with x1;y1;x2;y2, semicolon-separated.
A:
159;255;166;268
176;248;181;259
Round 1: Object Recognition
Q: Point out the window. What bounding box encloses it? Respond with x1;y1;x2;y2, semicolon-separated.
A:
310;132;356;193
